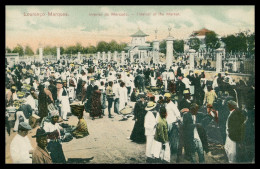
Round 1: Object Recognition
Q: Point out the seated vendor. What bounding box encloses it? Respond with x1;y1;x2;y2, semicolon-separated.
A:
72;113;89;139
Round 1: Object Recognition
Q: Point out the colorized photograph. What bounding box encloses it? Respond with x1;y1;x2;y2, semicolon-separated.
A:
5;5;255;164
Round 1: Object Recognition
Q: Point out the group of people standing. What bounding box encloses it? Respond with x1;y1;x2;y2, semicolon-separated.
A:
5;56;254;164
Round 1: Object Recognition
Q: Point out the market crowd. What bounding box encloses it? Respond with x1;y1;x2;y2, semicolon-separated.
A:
5;56;255;164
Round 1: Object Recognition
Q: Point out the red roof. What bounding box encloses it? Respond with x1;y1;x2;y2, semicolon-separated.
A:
191;28;213;36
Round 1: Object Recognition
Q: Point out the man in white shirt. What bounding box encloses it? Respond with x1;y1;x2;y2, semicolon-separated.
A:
10;122;33;163
164;93;182;155
182;75;191;90
161;70;168;92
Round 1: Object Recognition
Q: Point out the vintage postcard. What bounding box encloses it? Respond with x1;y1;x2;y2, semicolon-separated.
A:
5;5;255;164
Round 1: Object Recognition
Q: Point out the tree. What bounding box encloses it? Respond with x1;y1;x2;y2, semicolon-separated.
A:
221;30;255;55
24;46;34;56
43;46;52;55
5;47;12;53
205;31;221;53
75;43;83;53
159;40;166;55
88;46;97;54
188;37;200;52
108;40;118;52
60;47;65;55
247;32;255;55
174;40;184;53
12;44;24;56
97;41;109;52
117;42;127;52
221;35;237;53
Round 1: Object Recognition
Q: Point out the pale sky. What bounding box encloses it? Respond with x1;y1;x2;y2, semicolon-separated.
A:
6;5;255;52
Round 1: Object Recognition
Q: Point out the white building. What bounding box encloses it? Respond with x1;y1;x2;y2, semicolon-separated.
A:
125;29;153;63
6;53;19;67
185;28;225;56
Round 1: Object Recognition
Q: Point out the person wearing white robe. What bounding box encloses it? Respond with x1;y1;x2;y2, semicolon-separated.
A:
144;102;159;162
58;87;71;121
118;82;128;111
162;71;168;92
10;122;33;163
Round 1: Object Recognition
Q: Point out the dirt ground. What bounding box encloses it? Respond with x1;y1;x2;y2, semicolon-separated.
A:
5;102;229;164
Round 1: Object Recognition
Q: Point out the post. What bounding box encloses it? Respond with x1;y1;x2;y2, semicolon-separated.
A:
121;51;125;65
97;52;100;60
113;51;117;62
56;47;60;61
107;51;111;62
189;49;196;70
102;52;106;61
153;40;159;64
39;48;43;60
77;52;81;61
166;36;174;70
216;48;224;73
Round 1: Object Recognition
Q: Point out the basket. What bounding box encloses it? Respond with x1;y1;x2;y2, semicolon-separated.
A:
70;102;85;116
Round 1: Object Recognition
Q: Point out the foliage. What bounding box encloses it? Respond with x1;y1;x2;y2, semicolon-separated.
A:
174;40;184;53
205;31;221;52
159;40;166;54
5;47;12;53
12;44;24;56
221;30;255;54
188;37;200;52
24;46;34;56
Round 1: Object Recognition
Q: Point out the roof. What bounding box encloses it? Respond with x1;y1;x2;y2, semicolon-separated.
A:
191;28;214;37
130;29;149;37
138;46;153;50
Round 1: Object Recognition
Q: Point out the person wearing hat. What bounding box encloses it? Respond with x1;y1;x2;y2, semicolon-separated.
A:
178;89;192;113
164;92;182;156
43;110;66;163
224;100;246;163
144;101;159;163
32;128;52;164
10;122;33;163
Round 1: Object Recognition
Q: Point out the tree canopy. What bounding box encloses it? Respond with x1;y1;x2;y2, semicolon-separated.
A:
205;31;221;52
188;37;201;52
221;30;255;54
12;44;24;56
